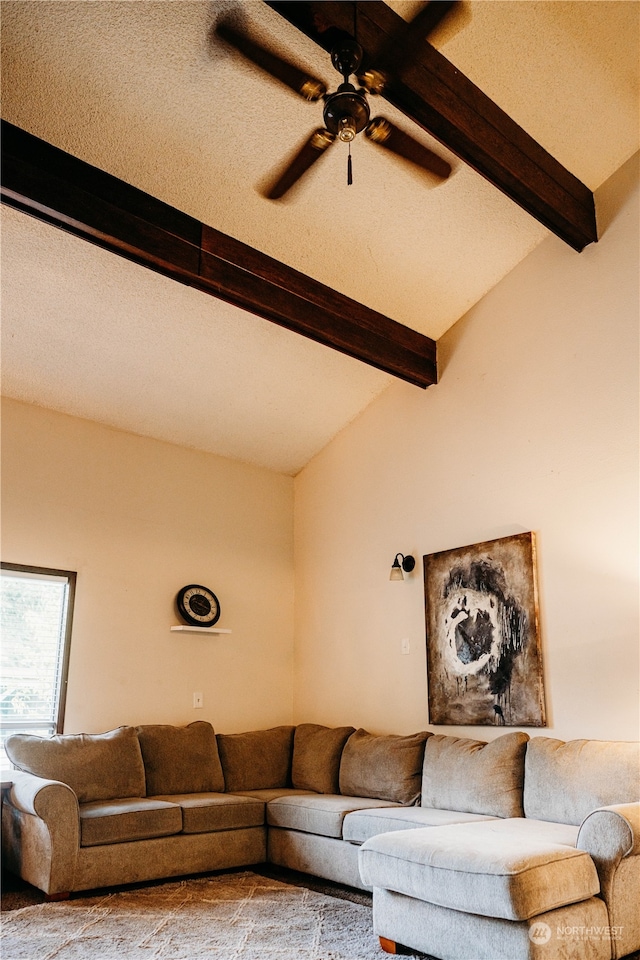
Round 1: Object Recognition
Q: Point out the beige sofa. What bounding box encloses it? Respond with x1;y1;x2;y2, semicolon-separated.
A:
2;723;639;960
2;722;428;896
359;736;640;959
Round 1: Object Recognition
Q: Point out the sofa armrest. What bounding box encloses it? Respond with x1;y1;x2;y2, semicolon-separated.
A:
9;770;78;818
577;802;640;959
577;802;640;862
2;771;80;895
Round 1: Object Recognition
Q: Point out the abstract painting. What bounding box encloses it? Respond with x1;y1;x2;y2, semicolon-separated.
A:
424;532;546;726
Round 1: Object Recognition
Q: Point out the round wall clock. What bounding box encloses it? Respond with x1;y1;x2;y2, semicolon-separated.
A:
176;584;221;628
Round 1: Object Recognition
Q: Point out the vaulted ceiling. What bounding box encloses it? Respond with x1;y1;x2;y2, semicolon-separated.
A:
1;1;638;474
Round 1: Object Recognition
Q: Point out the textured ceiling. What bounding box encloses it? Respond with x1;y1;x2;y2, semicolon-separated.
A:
1;1;638;474
1;205;391;474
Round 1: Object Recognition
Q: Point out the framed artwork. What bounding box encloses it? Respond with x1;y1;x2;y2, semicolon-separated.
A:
424;532;546;726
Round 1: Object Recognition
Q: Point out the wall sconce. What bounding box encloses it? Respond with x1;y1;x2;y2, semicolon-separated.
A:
390;553;416;581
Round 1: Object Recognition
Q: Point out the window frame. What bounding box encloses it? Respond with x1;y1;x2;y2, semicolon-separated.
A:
1;562;76;737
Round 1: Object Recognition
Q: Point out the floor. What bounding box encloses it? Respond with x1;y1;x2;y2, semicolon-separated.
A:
3;867;639;960
1;862;372;913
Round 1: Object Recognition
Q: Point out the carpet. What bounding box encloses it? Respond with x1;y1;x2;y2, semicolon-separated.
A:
1;870;430;960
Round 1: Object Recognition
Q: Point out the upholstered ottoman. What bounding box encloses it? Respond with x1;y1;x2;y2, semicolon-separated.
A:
359;818;611;959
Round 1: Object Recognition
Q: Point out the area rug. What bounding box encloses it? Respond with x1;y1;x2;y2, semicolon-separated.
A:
1;870;430;960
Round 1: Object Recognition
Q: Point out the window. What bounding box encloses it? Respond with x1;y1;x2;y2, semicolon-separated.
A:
1;563;76;754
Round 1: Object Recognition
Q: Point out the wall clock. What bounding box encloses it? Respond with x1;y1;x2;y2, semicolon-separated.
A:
176;584;221;628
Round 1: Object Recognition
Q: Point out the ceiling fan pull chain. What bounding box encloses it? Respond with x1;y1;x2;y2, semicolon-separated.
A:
347;143;353;185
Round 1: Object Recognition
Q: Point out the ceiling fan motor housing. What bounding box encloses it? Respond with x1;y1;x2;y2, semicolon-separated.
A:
323;84;370;141
330;36;364;80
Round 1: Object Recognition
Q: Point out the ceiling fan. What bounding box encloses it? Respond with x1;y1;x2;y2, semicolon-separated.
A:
215;5;455;200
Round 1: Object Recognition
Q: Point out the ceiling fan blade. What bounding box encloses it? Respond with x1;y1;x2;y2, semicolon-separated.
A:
265;129;336;200
365;118;451;181
406;1;459;40
216;21;326;101
358;1;459;96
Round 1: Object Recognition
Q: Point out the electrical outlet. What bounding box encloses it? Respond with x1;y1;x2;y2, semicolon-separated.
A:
401;638;411;655
193;692;203;709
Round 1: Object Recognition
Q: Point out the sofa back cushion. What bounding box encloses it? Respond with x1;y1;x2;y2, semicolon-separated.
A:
137;721;225;795
524;737;640;825
217;726;295;792
339;729;429;804
421;732;529;818
5;726;146;803
292;723;355;794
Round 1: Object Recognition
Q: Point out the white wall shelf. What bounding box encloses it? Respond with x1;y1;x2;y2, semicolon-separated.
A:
171;626;232;634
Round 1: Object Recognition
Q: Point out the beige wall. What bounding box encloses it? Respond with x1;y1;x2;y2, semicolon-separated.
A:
1;400;295;734
293;154;640;742
2;158;638;744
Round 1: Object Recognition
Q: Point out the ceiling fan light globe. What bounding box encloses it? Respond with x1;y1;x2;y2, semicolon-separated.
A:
323;89;370;139
338;116;357;142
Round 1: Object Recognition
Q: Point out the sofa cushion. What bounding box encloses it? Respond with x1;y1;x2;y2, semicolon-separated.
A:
358;818;599;921
339;729;429;804
343;806;497;845
421;732;529;818
479;816;580;847
137;722;225;796
292;724;355;794
150;793;265;833
79;797;182;846
5;726;146;803
267;794;400;839
217;726;294;792
524;737;640;825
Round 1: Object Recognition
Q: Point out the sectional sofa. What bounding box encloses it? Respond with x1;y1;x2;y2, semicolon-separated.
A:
2;722;639;960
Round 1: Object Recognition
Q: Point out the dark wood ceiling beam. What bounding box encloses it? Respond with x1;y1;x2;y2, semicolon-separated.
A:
1;121;436;388
266;1;597;252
